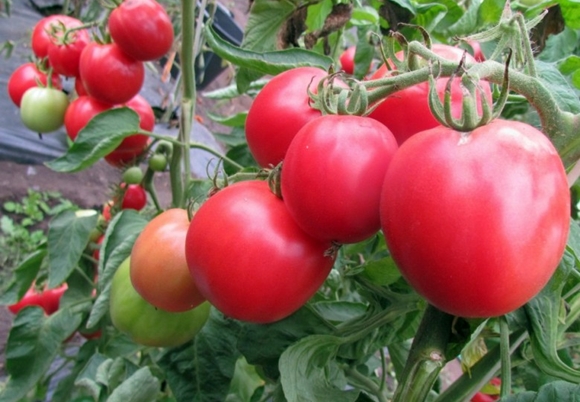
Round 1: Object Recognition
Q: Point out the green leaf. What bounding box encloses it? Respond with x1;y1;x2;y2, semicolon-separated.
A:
499;380;580;401
87;210;148;328
241;0;300;52
538;27;580;63
536;60;580;114
107;367;160;402
361;256;401;286
477;0;504;27
52;343;101;402
311;301;367;323
226;356;265;402
45;108;141;173
560;0;580;29
0;248;46;305
445;0;482;37
350;6;380;26
279;334;359;402
0;307;82;402
207;111;248;127
524;250;580;383
202;79;268;99
306;0;333;32
47;209;99;288
158;309;241;402
204;23;333;81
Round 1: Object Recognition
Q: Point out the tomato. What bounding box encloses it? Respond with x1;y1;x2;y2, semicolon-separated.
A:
121;184;147;210
380;119;570;318
131;209;205;312
339;46;356;74
108;0;174;61
46;20;91;77
110;258;210;347
20;86;69;133
79;42;145;104
368;44;492;146
122;166;144;185
64;96;112;140
245;67;328;167
471;393;498;402
281;115;398;244
31;15;78;59
104;94;154;167
148;153;167;171
7;62;62;107
8;284;67;315
185;180;335;323
74;75;88;96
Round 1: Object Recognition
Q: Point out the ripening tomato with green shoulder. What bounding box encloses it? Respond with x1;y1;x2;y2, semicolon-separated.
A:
380;119;570;318
110;258;210;347
20;86;69;133
368;44;492;145
131;209;205;312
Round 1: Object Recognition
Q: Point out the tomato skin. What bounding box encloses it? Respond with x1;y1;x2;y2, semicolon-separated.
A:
20;87;69;133
380;119;570;318
121;184;147;210
110;258;210;347
64;96;112;140
31;15;78;59
79;42;145;104
8;284;67;315
131;209;205;312
282;115;398;244
339;46;356;74
245;67;328;167
46;22;91;77
7;63;62;107
368;44;492;145
185;180;335;323
108;0;174;61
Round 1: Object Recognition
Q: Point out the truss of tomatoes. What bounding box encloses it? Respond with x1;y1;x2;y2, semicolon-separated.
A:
7;0;174;167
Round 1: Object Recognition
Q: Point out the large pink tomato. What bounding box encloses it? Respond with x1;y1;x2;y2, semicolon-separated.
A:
185;180;335;323
368;44;491;146
282;115;398;244
380;119;570;318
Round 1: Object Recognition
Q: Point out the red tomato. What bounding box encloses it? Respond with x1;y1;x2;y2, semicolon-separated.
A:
79;42;145;104
108;0;174;61
104;94;154;167
46;20;91;77
74;75;88;96
131;209;205;312
31;15;78;59
7;63;62;107
41;285;68;314
245;67;328;167
121;184;147;210
339;46;356;74
380;119;570;318
368;44;492;145
8;284;67;315
282;115;398;244
64;96;112;140
185;180;335;323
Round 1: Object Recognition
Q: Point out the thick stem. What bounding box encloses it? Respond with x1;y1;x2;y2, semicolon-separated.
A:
392;304;454;402
499;316;512;398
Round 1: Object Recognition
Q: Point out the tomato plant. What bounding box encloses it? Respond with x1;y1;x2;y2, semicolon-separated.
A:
79;42;145;104
131;209;205;312
281;114;398;244
7;62;62;107
368;44;492;145
380;119;570;318
185;180;335;323
110;258;210;347
20;86;69;133
108;0;174;61
244;66;328;167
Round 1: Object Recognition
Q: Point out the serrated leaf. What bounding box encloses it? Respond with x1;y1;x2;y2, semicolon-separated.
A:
158;309;241;402
241;0;299;52
202;79;268;99
0;248;46;305
107;367;160;402
279;334;359;402
45;108;141;173
207;111;248;127
87;210;148;328
205;23;333;80
538;27;580;63
0;307;82;402
47;209;98;288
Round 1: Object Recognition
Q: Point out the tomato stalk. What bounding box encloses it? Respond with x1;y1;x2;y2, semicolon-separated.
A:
499;316;512;398
391;304;454;402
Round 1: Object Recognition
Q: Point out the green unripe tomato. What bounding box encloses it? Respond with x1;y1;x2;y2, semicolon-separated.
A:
110;258;210;347
122;166;144;184
148;153;168;172
20;86;69;133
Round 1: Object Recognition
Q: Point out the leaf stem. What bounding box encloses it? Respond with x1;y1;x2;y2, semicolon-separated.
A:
499;316;511;398
344;366;388;402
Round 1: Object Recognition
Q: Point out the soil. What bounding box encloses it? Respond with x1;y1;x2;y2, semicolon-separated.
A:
0;0;251;382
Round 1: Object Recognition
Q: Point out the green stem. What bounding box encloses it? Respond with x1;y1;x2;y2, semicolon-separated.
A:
392;304;454;402
499;316;512;398
345;366;388;402
435;329;528;402
142;168;163;213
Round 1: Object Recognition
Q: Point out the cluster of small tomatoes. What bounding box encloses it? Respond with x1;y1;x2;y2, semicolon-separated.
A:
7;0;173;167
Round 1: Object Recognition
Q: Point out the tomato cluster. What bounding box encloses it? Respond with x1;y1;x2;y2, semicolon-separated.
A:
7;0;173;167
